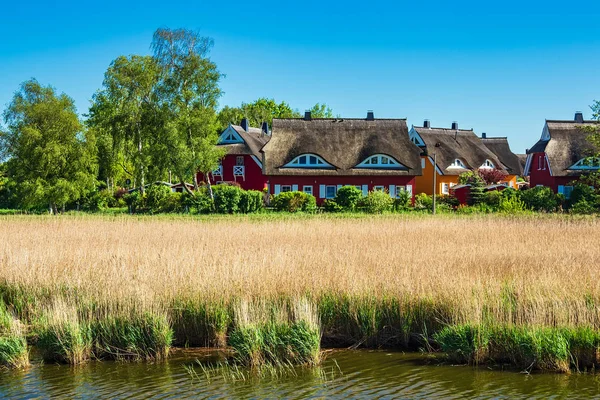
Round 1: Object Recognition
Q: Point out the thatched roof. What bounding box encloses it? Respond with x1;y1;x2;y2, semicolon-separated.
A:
263;118;423;176
517;154;527;170
527;120;600;176
482;137;523;175
412;126;505;176
218;125;270;158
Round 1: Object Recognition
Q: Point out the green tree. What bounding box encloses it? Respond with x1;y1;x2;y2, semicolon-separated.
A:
308;103;334;118
151;28;225;197
0;79;97;213
88;55;161;193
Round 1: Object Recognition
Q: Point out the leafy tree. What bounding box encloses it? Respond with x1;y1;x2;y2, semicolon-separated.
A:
478;168;508;185
0;79;97;213
458;171;485;205
308;103;334;118
151;28;225;197
88;55;161;192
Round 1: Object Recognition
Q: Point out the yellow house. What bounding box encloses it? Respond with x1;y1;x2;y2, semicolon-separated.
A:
409;121;506;196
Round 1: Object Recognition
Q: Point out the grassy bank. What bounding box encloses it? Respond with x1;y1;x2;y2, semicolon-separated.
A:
1;214;600;371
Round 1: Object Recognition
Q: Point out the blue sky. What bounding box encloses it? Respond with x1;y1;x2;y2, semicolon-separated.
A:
1;0;599;153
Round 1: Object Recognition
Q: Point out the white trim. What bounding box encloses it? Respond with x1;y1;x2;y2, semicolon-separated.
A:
284;153;333;168
480;159;495;169
302;185;313;195
524;154;533;176
448;159;467;169
250;155;263;169
217;125;244;144
356;154;407;169
406;185;413;196
428;156;443;175
545;154;553;176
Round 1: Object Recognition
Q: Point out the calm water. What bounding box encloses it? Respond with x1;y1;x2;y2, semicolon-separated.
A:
2;349;600;399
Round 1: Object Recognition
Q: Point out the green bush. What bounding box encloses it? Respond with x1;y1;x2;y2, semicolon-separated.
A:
123;191;145;214
521;186;560;212
483;190;502;209
361;190;393;213
239;190;264;213
145;184;173;214
393;189;412;211
271;191;316;213
498;195;525;213
414;193;433;211
570;200;597;214
323;199;343;213
334;186;363;211
438;195;460;209
213;185;243;214
183;191;214;214
82;189;113;212
569;184;598;211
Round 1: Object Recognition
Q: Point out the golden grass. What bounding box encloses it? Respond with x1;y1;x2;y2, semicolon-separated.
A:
1;213;599;328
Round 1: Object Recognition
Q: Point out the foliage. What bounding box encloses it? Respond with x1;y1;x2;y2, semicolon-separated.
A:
478;168;508;185
520;186;560;212
145;184;173;213
570;200;597;214
322;199;343;213
183;190;213;214
393;189;412;211
212;185;243;214
334;185;363;211
483;190;502;208
498;191;525;213
360;190;393;213
239;190;264;213
414;193;433;211
82;189;114;212
1;79;98;212
271;191;316;213
568;184;597;208
123;191;145;213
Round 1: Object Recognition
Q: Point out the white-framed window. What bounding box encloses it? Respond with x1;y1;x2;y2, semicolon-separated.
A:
448;159;466;169
356;154;406;169
236;156;244;166
396;185;407;198
217;127;244;144
281;185;292;193
284;154;333;168
480;159;495;169
373;185;385;192
303;185;313;195
569;157;600;170
325;185;337;199
537;155;546;171
441;183;450;195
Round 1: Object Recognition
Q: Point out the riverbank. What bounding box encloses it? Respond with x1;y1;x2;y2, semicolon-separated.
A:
1;214;599;372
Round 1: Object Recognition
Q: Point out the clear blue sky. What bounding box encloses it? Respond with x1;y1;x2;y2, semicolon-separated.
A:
1;0;599;153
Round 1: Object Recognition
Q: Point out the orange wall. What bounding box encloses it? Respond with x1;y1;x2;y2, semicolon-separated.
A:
414;156;459;195
502;175;518;188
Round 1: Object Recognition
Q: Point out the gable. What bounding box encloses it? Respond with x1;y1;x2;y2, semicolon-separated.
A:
217;125;244;145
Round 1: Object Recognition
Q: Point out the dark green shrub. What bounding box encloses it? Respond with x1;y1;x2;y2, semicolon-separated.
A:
239;190;264;213
570;200;596;214
361;190;393;213
521;186;560;212
483;190;502;209
82;189;113;211
182;191;213;214
160;192;183;213
271;191;316;213
146;184;173;214
123;191;145;213
323;199;343;213
569;184;597;210
438;195;460;209
414;193;432;211
334;186;363;211
213;185;243;214
393;189;412;211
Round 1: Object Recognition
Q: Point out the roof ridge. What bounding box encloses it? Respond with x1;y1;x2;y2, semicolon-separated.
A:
414;126;474;132
273;118;408;121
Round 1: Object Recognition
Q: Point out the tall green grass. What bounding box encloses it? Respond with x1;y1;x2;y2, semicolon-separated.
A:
0;299;29;369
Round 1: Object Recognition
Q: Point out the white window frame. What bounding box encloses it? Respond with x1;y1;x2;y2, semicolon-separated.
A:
441;183;450;195
302;185;313;195
281;185;292;193
356;154;406;169
448;159;466;169
373;185;385;192
284;154;333;168
480;159;495;169
395;185;407;198
325;185;337;199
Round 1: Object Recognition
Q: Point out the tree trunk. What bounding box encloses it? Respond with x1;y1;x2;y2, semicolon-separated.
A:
206;173;214;201
138;132;145;194
193;173;199;191
181;179;195;196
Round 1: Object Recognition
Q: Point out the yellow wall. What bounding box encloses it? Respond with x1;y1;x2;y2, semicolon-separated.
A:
502;175;518;189
414;156;459;195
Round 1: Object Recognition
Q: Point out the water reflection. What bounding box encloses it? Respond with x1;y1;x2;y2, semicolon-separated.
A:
2;349;600;399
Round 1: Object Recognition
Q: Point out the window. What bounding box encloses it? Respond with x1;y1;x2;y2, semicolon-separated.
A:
558;185;574;199
480;159;495;169
218;128;244;144
396;185;406;198
537;155;547;171
284;153;333;168
325;186;337;199
441;183;450;195
356;154;406;169
448;159;466;169
281;185;292;193
236;156;244;166
569;157;600;170
374;186;385;192
303;186;313;195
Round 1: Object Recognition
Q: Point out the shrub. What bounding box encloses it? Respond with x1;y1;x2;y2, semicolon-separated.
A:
478;168;508;185
483;190;502;209
323;199;343;213
414;193;433;211
498;195;525;213
213;185;243;214
521;186;559;212
570;200;596;215
361;190;393;213
160;192;184;213
123;191;145;214
82;189;113;212
393;189;411;211
183;191;214;214
239;190;264;213
569;184;597;210
145;184;173;214
271;191;316;213
438;195;460;209
334;186;363;211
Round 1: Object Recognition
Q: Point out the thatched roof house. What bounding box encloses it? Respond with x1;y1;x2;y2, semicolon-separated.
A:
481;135;523;176
217;119;270;158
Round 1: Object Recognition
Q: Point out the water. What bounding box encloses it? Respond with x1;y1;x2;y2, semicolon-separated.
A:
2;349;600;399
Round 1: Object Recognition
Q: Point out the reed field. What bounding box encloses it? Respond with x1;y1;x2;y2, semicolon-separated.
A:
1;213;600;371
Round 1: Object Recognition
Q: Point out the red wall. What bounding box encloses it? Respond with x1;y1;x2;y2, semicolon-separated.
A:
268;175;417;205
529;152;580;192
197;154;267;191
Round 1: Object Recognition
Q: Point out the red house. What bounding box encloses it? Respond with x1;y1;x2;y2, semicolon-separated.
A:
261;111;423;204
197;119;270;191
525;112;599;198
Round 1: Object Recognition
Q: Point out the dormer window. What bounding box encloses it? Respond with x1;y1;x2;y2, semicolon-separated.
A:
356;154;407;169
448;159;467;169
217;126;244;144
480;159;495;169
569;157;600;170
283;154;333;168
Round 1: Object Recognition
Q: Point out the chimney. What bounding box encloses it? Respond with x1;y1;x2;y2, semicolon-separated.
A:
366;110;374;121
424;119;431;128
575;111;584;123
261;121;269;136
482;132;487;139
240;118;250;132
451;121;459;130
304;111;312;121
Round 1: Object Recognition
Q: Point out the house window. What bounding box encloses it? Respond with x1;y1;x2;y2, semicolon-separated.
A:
538;155;547;171
374;185;385;192
285;153;333;168
303;186;313;195
569;157;600;170
325;186;337;199
356;154;406;169
441;183;450;195
449;159;466;169
396;185;406;198
236;156;244;166
480;159;495;169
281;185;292;193
562;185;574;199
